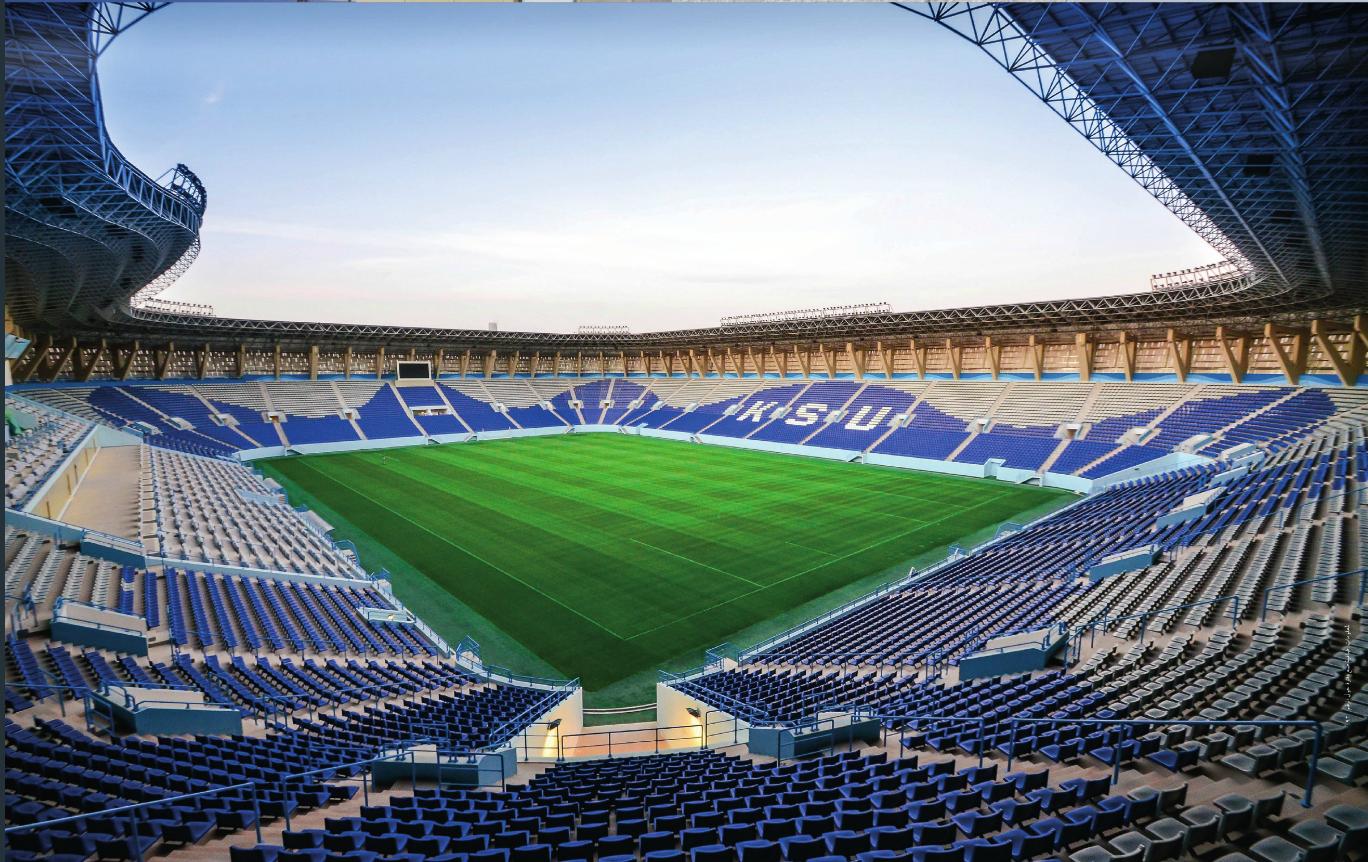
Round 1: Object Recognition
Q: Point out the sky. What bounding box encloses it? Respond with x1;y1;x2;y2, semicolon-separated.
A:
99;2;1217;333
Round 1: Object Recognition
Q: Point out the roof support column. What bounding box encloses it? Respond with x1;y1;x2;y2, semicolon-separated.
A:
819;345;836;379
1166;329;1191;383
1264;323;1306;385
1117;332;1136;382
1311;320;1360;387
72;339;106;383
12;334;52;384
155;342;175;380
846;342;866;379
115;341;140;381
1215;326;1248;384
40;338;77;383
909;338;926;380
1075;332;1093;382
876;341;894;379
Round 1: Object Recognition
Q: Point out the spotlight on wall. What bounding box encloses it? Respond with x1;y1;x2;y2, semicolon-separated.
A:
546;718;563;731
686;707;701;719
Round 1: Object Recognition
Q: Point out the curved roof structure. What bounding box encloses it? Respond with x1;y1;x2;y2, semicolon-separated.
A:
5;2;206;331
991;2;1364;305
4;2;1365;351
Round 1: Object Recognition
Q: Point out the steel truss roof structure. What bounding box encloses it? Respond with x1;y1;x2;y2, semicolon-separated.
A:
935;1;1367;304
5;2;206;331
4;2;1365;353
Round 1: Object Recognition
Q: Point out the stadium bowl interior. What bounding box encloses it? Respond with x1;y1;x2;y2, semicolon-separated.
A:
4;3;1367;861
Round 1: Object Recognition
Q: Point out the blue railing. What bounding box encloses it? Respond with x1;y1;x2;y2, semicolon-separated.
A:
998;716;1324;808
875;709;1325;807
1259;566;1366;620
0;744;497;862
485;679;580;749
1070;592;1243;657
3;781;262;862
738;577;910;662
556;714;740;760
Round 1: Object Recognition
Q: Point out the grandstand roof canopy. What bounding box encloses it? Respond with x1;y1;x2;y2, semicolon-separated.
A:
995;2;1366;306
4;2;1365;350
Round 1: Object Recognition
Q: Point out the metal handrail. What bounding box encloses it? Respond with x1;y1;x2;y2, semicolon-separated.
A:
2;780;264;859
666;683;768;724
740;577;909;660
999;716;1324;808
583;702;656;716
119;695;240;713
0;743;503;861
5;673;96;707
1071;593;1243;654
485;682;578;749
558;719;733;760
1259;566;1367;620
731;496;1098;668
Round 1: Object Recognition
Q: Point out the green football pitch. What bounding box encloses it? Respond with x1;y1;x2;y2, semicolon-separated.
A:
259;434;1069;698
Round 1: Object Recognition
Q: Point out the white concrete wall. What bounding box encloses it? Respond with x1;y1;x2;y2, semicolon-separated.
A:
1092;451;1211;489
289;436;428;456
515;688;584;762
629;428;695;442
697;435;859;462
236;445;288;461
864;452;987;478
657;682;750;749
473;427;570;442
1040;473;1095;493
143;555;376;589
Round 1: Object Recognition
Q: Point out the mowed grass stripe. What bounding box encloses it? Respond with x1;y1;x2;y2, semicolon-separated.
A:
623;482;1018;641
307;454;738;636
550;434;990;509
291;457;632;639
417;442;913;575
526;437;1002;539
396;446;807;587
472;437;943;554
266;454;669;676
565;434;998;505
259;435;1070;690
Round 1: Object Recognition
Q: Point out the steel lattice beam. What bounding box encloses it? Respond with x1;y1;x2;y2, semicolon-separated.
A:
6;2;1366;355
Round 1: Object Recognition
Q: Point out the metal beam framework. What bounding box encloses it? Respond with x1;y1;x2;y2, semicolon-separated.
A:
907;2;1367;309
13;314;1366;386
5;2;205;329
4;2;1366;354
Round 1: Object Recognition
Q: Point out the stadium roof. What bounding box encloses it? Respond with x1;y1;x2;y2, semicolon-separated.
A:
988;2;1364;306
4;3;206;330
4;2;1366;350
